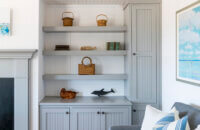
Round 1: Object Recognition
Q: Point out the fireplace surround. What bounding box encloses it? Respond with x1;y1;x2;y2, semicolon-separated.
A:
0;49;36;130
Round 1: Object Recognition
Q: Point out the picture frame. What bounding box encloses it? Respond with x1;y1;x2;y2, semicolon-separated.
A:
176;1;200;86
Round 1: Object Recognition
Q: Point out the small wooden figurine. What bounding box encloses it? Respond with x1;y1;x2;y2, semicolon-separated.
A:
60;88;77;99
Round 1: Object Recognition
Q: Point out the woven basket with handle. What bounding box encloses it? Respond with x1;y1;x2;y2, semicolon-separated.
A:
62;12;74;26
78;57;95;75
96;14;108;26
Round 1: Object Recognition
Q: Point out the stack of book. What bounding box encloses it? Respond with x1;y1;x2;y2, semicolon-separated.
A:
107;42;121;50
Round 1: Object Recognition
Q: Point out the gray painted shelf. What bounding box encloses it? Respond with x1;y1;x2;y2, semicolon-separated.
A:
43;50;127;56
43;74;128;80
40;96;132;106
43;26;127;33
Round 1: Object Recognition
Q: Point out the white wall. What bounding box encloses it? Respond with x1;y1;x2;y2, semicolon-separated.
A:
43;5;125;96
0;0;38;49
162;0;200;111
0;0;39;130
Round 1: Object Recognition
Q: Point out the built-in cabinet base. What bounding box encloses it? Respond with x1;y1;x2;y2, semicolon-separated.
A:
40;96;132;130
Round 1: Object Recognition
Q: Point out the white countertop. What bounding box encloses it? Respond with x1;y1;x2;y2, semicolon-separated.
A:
40;96;132;106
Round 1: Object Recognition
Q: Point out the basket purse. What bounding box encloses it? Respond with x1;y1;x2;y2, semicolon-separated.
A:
62;12;74;26
96;14;108;26
78;57;95;75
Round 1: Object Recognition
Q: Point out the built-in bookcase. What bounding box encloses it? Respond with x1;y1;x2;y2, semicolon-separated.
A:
39;0;161;127
41;2;127;96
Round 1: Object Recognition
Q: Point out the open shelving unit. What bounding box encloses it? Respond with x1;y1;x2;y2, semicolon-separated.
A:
43;74;128;80
43;25;127;90
43;25;127;81
43;26;127;33
43;50;127;56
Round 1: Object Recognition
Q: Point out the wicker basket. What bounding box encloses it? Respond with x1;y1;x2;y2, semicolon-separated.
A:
62;12;74;26
96;14;108;26
79;57;95;75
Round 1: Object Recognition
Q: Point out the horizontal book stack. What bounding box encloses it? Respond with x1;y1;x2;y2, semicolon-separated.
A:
55;45;70;50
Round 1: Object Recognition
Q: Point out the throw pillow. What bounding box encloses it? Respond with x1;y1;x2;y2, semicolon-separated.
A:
153;116;190;130
195;125;200;130
141;105;179;130
153;109;179;128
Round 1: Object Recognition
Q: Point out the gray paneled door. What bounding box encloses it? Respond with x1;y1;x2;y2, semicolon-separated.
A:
129;3;160;125
40;107;70;130
101;108;129;130
70;107;101;130
131;4;159;104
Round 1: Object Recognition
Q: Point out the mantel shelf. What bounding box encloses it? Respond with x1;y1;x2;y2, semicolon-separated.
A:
43;74;128;80
43;26;127;33
0;49;37;59
43;50;127;56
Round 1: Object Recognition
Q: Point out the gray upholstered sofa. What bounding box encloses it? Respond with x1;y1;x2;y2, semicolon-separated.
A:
110;102;200;130
109;125;141;130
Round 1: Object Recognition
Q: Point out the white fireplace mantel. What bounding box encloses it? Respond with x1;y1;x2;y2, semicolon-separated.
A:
0;49;36;59
0;49;36;130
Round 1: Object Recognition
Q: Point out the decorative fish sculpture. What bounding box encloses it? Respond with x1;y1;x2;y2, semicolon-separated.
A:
91;88;115;97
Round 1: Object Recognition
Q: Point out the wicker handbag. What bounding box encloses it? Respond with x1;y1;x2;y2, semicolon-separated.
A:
79;57;95;75
62;12;74;26
96;14;108;26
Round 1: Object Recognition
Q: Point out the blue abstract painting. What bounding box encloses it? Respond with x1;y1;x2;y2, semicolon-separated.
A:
0;23;10;36
0;8;10;36
177;2;200;84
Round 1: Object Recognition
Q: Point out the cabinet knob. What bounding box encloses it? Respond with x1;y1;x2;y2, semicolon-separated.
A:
66;112;70;114
97;111;100;114
102;112;105;114
133;109;136;112
133;53;137;55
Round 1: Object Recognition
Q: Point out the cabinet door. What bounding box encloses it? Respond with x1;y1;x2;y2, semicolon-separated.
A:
100;107;130;130
131;4;159;104
40;106;70;130
132;109;145;125
71;107;101;130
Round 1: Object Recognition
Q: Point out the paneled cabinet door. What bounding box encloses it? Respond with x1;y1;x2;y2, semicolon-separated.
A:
100;107;130;130
70;107;101;130
131;4;159;104
132;109;145;125
40;107;70;130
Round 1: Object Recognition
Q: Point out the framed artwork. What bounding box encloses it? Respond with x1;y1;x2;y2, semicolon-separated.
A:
0;8;10;36
176;1;200;85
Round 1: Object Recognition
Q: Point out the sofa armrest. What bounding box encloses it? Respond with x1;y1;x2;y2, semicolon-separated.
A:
109;125;141;130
